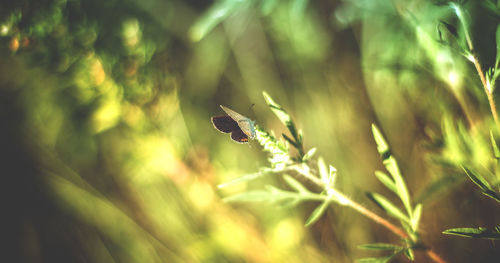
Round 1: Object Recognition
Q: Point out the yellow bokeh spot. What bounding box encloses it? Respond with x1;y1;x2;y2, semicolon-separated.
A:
188;180;214;212
91;98;122;133
122;19;142;48
91;59;106;86
269;219;303;250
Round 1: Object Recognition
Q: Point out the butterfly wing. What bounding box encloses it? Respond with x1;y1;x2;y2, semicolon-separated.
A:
230;128;249;143
237;119;256;139
211;116;238;133
220;105;255;138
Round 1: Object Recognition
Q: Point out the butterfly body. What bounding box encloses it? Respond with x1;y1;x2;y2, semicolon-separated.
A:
211;105;256;143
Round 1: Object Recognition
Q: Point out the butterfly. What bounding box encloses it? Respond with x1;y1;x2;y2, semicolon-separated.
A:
211;105;256;143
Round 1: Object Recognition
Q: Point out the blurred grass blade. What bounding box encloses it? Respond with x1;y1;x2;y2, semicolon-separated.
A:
218;170;270;188
496;24;500;67
367;193;410;224
443;227;500;240
305;198;331;227
283;174;310;193
357;256;394;263
259;0;278;15
414;174;462;204
290;0;308;19
358;243;402;251
189;0;242;42
223;190;275;202
490;131;500;159
374;171;397;194
411;204;422;231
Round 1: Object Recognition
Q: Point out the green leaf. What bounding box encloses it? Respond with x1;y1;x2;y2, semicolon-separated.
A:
290;0;308;19
305;198;331;227
263;91;292;128
374;171;397;194
496;24;500;67
263;91;299;139
357;256;394;263
259;0;279;15
358;243;402;251
302;147;317;161
490;131;500;159
282;133;298;148
371;124;412;216
443;227;500;240
283;174;310;193
372;124;390;156
189;0;242;42
223;190;275;202
482;190;500;204
367;193;410;224
218;169;270;188
328;165;337;188
318;157;328;185
414;174;463;204
411;204;423;231
404;248;415;261
462;166;492;192
383;156;412;217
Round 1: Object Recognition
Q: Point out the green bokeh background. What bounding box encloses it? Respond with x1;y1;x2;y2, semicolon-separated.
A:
2;0;500;262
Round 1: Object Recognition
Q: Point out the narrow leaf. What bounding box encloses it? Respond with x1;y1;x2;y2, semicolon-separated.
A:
283;133;298;148
218;171;268;188
263;91;293;128
305;198;331;226
368;193;410;224
283;174;310;193
375;171;397;194
302;147;317;161
328;165;337;188
189;0;240;42
357;256;394;263
496;24;500;66
414;174;463;204
358;243;402;251
372;124;389;156
443;227;500;240
223;190;274;202
318;157;328;184
383;157;412;217
490;131;500;159
404;248;415;261
411;204;423;231
462;166;492;192
482;190;500;204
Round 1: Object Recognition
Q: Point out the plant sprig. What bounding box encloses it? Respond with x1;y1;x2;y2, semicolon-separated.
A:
219;92;445;263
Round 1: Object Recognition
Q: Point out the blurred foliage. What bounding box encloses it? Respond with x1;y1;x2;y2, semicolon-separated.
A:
2;0;500;262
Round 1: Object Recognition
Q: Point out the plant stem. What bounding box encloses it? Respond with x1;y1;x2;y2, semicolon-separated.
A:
332;190;409;239
454;3;500;129
471;55;500;129
291;164;447;263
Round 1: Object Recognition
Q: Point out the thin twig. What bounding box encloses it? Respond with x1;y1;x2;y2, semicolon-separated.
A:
290;164;446;263
471;55;500;129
